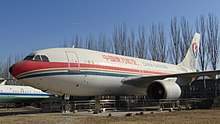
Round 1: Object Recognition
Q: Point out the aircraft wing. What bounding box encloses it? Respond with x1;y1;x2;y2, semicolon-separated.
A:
122;70;220;87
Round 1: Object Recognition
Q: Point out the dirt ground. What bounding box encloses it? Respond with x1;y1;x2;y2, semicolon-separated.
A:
0;109;220;124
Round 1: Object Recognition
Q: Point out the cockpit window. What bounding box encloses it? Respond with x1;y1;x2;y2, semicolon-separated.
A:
41;55;50;62
34;55;41;61
23;55;50;62
23;55;34;60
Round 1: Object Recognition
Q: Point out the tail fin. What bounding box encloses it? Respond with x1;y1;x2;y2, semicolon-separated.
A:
178;33;200;69
0;80;7;85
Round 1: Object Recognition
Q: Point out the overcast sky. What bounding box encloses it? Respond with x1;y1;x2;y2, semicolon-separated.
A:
1;0;220;62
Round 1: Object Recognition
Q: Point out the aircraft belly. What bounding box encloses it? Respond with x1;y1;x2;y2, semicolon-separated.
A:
0;95;47;103
0;95;16;103
19;75;146;96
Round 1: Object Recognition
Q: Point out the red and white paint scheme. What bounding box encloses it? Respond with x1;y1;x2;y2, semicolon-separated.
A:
9;33;220;99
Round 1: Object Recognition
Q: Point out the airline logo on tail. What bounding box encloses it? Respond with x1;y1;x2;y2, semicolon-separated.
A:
192;43;198;58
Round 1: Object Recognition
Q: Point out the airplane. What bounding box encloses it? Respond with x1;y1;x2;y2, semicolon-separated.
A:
0;78;53;104
9;33;220;112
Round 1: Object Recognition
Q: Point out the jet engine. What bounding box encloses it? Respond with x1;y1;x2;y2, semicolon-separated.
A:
147;80;181;99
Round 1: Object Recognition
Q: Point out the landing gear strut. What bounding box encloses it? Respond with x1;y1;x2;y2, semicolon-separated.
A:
93;96;101;114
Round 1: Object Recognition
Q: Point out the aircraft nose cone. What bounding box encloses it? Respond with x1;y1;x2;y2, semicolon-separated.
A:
9;65;13;75
9;62;27;79
9;64;17;78
9;61;43;79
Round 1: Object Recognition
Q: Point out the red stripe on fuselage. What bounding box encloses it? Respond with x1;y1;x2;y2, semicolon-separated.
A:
80;63;169;75
11;61;68;77
11;61;170;78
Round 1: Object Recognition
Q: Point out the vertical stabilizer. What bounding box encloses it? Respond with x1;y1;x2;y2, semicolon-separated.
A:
178;33;200;69
0;80;7;85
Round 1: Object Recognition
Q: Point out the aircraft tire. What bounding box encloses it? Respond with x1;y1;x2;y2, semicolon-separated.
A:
64;103;72;112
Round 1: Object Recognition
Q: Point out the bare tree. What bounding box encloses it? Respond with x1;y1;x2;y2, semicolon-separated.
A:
86;34;97;50
0;60;4;78
112;23;128;55
181;17;193;61
148;24;167;62
136;25;146;59
207;13;219;70
158;24;167;62
126;29;135;57
5;55;13;79
0;53;23;84
170;17;182;64
195;15;208;71
60;39;68;47
97;33;112;52
148;24;159;61
120;23;127;55
112;26;120;54
71;34;82;48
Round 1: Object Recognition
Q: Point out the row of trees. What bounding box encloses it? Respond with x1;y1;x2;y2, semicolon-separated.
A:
64;14;219;71
1;14;220;80
0;54;22;81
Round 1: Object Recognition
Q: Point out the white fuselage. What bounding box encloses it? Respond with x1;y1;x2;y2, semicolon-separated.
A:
0;85;52;103
10;48;194;96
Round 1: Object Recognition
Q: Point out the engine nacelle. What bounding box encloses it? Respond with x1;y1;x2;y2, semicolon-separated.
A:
147;80;181;99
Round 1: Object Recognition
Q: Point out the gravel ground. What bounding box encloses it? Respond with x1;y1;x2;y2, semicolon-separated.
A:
0;109;220;124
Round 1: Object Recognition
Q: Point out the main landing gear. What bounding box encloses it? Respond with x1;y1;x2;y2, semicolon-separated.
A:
93;96;101;114
61;94;101;114
62;94;72;113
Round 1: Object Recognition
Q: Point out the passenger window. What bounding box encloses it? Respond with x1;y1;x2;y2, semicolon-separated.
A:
41;55;50;62
34;55;41;61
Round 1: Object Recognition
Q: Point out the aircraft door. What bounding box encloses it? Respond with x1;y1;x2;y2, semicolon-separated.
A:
65;51;80;73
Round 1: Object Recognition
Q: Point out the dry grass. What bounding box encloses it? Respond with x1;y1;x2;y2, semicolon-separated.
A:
0;109;220;124
81;110;220;124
